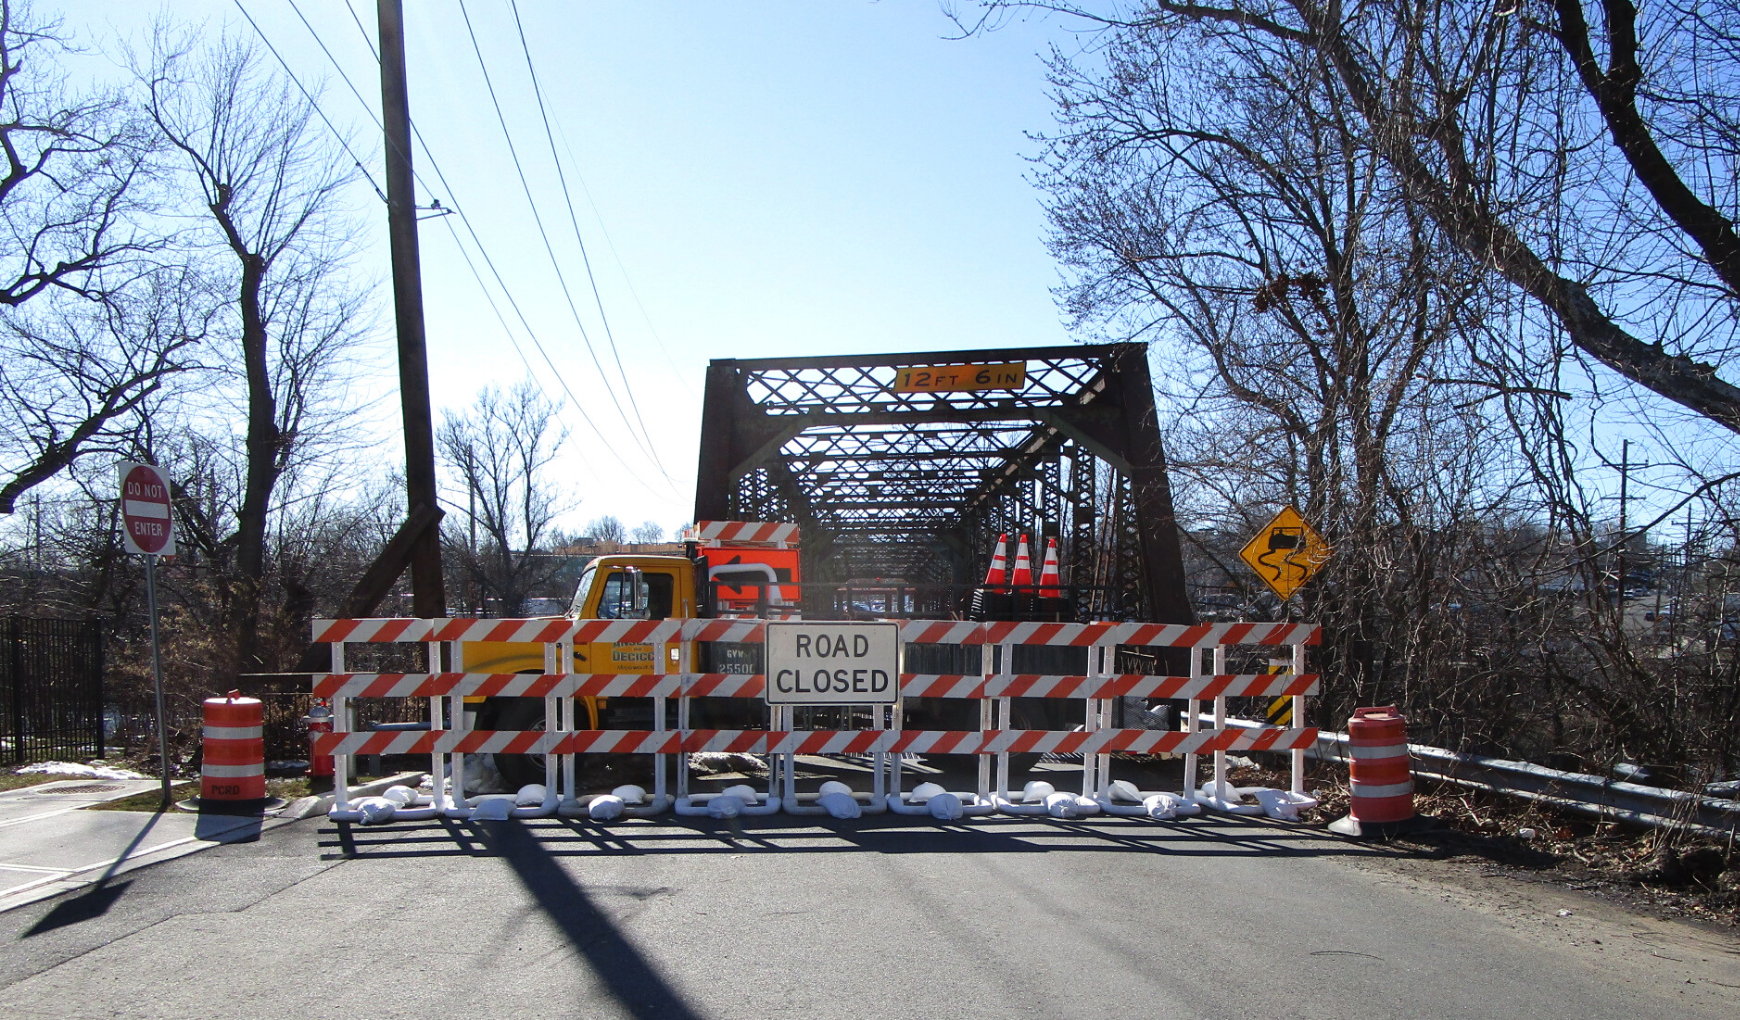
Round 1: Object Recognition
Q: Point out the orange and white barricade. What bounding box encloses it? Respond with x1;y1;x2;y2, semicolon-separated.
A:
979;620;1321;819
310;615;1321;825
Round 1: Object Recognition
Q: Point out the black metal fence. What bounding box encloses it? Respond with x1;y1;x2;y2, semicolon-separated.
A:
1;616;105;766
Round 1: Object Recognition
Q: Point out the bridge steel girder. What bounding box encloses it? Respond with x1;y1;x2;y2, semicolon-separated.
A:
692;344;1192;622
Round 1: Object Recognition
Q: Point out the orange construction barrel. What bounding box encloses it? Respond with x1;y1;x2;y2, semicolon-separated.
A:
1329;706;1422;838
201;691;266;802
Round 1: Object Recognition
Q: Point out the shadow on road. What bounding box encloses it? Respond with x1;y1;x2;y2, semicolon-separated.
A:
320;811;1385;863
472;817;706;1020
23;810;165;937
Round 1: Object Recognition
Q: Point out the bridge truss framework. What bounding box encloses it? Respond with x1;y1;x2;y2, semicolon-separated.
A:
693;344;1192;622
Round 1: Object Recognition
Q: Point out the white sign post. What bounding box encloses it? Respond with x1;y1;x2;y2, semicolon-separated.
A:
119;462;175;807
765;622;900;705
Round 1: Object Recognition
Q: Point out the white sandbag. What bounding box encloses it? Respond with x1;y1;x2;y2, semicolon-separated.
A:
1143;793;1179;820
910;782;946;803
381;785;418;806
708;794;745;819
612;784;647;804
469;797;513;821
927;792;964;820
721;783;759;804
464;755;510;794
818;791;861;819
1021;780;1056;804
1044;791;1081;819
818;780;854;798
354;796;397;825
516;784;547;807
588;794;625;821
1109;779;1143;803
1250;788;1317;821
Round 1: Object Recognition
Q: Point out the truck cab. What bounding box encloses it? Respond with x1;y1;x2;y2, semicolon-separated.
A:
463;528;798;786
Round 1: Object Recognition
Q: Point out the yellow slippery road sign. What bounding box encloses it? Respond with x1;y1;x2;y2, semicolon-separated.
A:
1239;506;1332;600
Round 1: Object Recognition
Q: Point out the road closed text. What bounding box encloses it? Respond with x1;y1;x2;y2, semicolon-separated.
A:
764;622;900;705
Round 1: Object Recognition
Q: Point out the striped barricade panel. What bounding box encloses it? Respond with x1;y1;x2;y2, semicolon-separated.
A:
689;521;800;545
683;673;766;698
899;674;987;699
565;673;685;698
885;730;995;755
426;618;575;643
1205;622;1320;646
986;674;1104;698
570;619;686;644
315;729;561;757
1161;726;1318;754
767;730;888;755
315;672;449;698
984;673;1321;699
982;621;1116;646
1083;621;1321;647
1088;622;1216;647
899;620;988;645
314;672;688;699
553;731;683;754
682;729;775;753
311;618;434;643
682;619;767;643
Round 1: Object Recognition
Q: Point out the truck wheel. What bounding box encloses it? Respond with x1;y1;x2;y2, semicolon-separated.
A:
480;697;547;790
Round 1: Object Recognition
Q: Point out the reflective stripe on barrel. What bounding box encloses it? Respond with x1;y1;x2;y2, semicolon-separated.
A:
201;694;265;801
1345;706;1413;823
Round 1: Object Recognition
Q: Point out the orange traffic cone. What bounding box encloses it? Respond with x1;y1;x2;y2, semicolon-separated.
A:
1010;534;1033;590
1039;537;1062;599
984;533;1009;592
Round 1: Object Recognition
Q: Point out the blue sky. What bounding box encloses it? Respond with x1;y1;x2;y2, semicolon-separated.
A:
54;1;1093;535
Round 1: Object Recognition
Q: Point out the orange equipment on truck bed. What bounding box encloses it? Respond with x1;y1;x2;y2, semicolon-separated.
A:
684;521;801;616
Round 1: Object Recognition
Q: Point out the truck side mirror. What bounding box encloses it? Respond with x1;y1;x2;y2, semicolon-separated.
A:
626;566;650;620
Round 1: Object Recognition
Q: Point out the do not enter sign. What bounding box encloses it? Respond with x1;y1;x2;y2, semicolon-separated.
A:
118;462;175;556
765;622;900;705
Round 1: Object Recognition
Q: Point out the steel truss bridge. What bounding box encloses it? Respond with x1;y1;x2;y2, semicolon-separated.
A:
693;344;1192;623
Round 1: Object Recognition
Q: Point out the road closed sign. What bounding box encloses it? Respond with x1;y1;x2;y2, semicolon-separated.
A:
118;461;175;556
765;622;900;705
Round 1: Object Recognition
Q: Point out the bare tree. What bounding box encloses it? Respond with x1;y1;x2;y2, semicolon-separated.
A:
958;1;1740;434
0;266;210;513
585;515;626;544
630;520;665;544
138;29;370;671
439;381;571;617
1029;2;1520;723
956;0;1740;771
0;0;183;511
0;1;157;307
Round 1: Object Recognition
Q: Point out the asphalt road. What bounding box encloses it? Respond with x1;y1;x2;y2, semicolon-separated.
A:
1;811;1736;1019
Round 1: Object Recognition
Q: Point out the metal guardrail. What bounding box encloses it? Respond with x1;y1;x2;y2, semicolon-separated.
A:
1215;715;1740;837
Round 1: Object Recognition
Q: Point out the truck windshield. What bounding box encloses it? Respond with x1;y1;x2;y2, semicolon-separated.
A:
569;565;596;617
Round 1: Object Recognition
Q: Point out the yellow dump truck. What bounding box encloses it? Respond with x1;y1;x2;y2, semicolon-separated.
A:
466;526;799;786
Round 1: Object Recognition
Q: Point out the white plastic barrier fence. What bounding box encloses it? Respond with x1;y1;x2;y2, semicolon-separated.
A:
311;617;1319;822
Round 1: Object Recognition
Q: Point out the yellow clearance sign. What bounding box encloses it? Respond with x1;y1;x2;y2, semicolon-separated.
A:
1239;505;1332;600
892;362;1026;393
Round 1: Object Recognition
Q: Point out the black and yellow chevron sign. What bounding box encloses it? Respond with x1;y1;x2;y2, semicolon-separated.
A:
1264;659;1293;725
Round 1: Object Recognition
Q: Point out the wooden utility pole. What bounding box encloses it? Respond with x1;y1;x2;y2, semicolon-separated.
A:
378;0;445;618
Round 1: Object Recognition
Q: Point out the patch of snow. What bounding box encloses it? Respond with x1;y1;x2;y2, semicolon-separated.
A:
18;761;148;781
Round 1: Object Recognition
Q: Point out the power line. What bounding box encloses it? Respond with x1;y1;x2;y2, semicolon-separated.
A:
457;0;670;476
509;0;672;479
228;0;385;202
290;0;679;500
552;117;698;401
